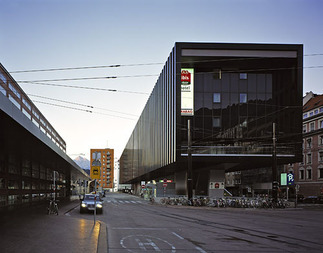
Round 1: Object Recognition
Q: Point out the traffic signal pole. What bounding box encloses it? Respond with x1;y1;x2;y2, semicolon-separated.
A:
272;123;278;205
187;119;193;201
94;179;97;224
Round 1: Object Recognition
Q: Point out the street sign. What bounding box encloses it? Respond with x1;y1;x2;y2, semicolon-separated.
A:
91;166;100;179
287;172;294;186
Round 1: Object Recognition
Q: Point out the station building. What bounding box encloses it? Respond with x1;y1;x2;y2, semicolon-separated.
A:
0;63;90;212
119;42;303;197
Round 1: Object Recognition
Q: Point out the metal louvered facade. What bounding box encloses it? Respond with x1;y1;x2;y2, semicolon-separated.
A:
120;47;178;183
120;42;303;195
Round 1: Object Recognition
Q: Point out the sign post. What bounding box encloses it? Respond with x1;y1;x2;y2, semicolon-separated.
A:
163;179;167;197
91;151;101;225
295;184;300;208
94;179;97;224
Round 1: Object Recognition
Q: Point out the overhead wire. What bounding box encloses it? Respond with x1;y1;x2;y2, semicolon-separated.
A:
26;91;307;149
28;93;139;118
22;81;149;95
15;64;323;84
9;53;323;74
4;56;321;140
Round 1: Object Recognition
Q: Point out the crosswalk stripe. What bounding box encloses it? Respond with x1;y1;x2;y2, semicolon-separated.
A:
105;200;146;204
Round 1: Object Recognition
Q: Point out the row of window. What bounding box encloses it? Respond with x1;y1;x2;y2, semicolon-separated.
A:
303;120;323;132
303;136;323;148
300;151;323;164
213;93;248;104
0;193;60;208
303;107;323;119
299;167;323;180
226;179;241;185
0;178;64;190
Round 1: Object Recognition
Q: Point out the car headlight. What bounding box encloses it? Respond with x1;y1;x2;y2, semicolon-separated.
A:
81;203;87;208
96;203;102;208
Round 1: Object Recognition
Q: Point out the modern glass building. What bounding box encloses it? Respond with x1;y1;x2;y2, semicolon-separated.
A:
120;42;303;196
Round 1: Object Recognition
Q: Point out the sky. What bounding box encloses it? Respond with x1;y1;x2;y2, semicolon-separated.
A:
0;0;322;160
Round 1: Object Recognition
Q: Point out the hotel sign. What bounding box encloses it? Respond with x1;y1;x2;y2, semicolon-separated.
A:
181;68;194;116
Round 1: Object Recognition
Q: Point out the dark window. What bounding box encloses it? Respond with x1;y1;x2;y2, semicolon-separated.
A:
213;117;221;128
306;168;312;180
319;168;323;179
299;169;304;180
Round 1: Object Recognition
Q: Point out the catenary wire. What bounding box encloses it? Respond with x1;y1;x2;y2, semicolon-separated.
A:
9;53;323;73
21;81;149;95
30;93;306;149
28;94;139;118
16;65;323;83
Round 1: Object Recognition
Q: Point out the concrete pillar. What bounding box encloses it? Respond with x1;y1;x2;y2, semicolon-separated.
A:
133;182;141;195
209;169;225;198
175;171;187;195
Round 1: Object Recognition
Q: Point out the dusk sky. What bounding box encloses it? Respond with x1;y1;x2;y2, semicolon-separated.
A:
1;0;322;159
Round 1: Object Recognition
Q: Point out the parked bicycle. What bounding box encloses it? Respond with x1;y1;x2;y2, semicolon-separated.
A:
47;199;59;215
157;196;290;209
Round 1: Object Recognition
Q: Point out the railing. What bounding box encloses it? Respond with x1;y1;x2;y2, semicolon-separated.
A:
0;63;66;152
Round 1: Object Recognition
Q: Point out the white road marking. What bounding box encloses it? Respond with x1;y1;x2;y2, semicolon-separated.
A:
172;232;184;240
120;235;176;253
112;227;167;230
196;246;207;253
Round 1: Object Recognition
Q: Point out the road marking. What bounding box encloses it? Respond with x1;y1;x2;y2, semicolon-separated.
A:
112;227;167;230
106;199;146;205
196;246;207;253
120;235;176;253
135;238;161;251
172;232;184;240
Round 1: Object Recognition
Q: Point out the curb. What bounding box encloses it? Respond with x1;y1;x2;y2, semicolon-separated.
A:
97;221;107;253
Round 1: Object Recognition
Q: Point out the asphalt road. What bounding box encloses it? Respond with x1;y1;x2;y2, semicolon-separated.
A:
69;192;323;252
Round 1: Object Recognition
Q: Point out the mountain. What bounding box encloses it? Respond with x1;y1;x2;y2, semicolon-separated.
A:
73;156;90;175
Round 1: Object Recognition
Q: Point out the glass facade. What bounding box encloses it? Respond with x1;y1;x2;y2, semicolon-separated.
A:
180;44;303;159
120;43;303;184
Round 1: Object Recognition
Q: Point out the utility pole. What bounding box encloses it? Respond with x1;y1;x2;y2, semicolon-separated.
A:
187;119;193;201
272;123;278;205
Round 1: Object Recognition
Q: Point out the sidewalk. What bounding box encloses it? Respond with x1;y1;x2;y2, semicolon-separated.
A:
0;199;107;253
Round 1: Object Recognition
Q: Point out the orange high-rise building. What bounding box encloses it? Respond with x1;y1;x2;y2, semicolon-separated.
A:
90;148;114;190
